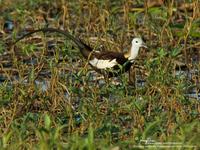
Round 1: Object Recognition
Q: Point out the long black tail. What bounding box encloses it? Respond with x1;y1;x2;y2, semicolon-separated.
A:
13;28;92;59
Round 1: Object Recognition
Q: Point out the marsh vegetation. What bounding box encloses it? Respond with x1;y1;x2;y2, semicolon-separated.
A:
0;0;199;149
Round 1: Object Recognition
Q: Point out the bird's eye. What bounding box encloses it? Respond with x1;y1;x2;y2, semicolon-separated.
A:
135;40;138;43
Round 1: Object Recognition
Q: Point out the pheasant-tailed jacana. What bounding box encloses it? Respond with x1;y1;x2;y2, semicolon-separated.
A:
14;28;147;77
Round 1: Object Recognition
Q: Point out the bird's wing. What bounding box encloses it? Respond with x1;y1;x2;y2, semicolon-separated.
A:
94;51;128;64
89;51;129;69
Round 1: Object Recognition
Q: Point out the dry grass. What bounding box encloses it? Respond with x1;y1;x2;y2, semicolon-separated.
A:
0;0;200;149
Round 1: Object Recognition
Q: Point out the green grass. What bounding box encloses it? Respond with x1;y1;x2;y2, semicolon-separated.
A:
0;0;200;149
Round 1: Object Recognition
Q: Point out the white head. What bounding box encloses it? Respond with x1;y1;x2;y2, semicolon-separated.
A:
131;38;147;48
129;37;147;61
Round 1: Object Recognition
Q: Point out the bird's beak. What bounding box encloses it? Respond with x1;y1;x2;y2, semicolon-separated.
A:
142;42;147;48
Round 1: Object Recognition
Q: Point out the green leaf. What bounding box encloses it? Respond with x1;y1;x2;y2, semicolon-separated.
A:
0;41;5;54
171;48;182;57
2;131;13;148
44;114;51;130
157;48;168;57
142;118;160;139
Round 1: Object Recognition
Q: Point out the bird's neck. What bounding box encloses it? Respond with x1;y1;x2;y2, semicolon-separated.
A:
124;45;140;62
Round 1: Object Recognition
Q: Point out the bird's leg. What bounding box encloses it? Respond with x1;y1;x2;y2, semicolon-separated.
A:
103;72;110;86
128;67;136;86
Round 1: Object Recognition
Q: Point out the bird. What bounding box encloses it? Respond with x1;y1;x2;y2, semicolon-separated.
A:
14;28;147;77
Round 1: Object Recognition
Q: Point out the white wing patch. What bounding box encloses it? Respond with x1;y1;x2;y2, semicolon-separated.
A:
89;58;118;69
